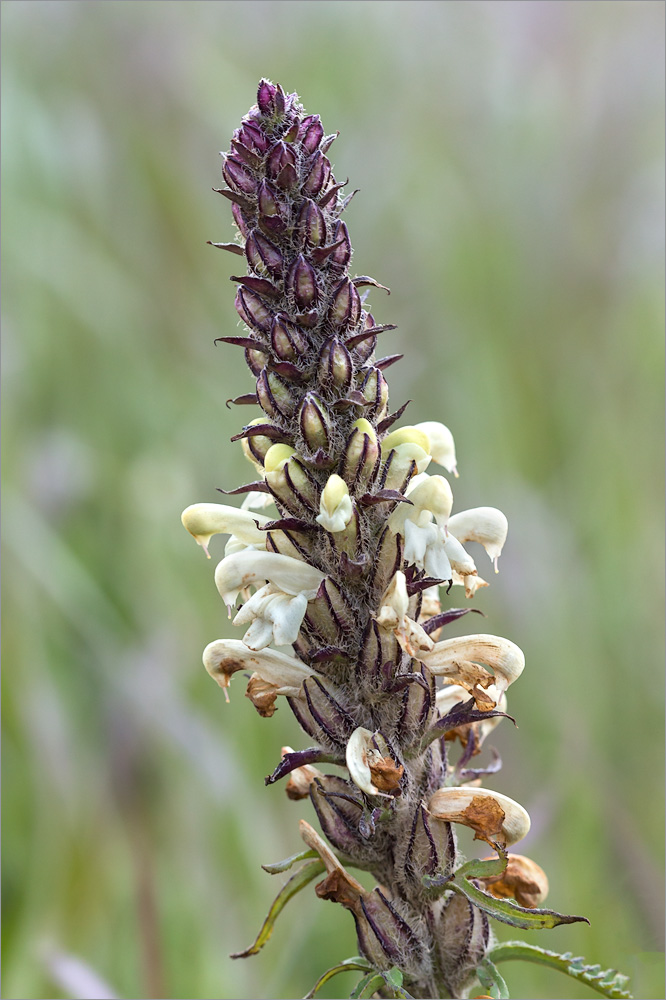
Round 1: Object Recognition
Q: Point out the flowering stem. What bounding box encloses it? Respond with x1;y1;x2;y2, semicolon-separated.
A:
182;79;625;1000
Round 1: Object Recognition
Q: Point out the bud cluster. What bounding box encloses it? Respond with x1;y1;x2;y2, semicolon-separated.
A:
182;81;582;1000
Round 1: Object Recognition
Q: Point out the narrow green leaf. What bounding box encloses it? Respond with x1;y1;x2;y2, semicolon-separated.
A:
262;848;318;874
303;958;372;999
351;972;386;998
448;857;588;930
488;941;633;999
476;957;510;999
231;859;325;959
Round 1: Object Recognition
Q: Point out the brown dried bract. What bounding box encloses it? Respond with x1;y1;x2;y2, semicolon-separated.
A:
368;756;404;793
480;853;549;908
462;795;506;843
315;868;362;910
245;673;279;717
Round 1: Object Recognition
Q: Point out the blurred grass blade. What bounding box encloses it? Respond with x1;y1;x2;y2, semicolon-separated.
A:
43;949;119;1000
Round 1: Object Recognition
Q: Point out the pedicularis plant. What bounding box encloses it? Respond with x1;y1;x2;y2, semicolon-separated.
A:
182;81;632;1000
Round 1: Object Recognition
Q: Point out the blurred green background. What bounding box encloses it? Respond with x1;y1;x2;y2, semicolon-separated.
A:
2;2;664;998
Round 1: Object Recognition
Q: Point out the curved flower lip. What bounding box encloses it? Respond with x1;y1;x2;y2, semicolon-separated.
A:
421;634;525;706
214;549;325;613
428;786;530;846
203;638;312;701
447;507;508;572
413;421;457;476
181;503;270;557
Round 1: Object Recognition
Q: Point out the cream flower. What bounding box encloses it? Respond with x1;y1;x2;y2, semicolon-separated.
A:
181;502;270;557
203;638;312;703
413;421;458;476
315;474;353;532
421;634;525;709
214;549;325;615
233;582;309;650
375;570;434;656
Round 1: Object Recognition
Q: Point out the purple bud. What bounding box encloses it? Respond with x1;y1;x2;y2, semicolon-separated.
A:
397;669;434;741
274;84;286;116
297;199;326;247
245;229;284;277
236;121;269;153
231;202;251;239
340;422;380;492
230;140;262;170
235;286;273;334
317;337;353;392
222;156;256;195
287;254;318;310
305;578;354;645
309;776;367;856
359;890;425;968
299;393;331;452
257;79;277;114
302;151;331;197
330;221;352;269
302;675;356;747
257;179;284;219
271;317;309;360
359;367;389;418
435;895;490;996
352;311;378;364
244;346;267;376
328;278;362;329
368;527;403;599
266;140;297;180
275;162;299;191
256;369;298;418
300;115;324;153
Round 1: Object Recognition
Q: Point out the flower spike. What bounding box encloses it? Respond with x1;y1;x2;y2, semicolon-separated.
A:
179;80;610;1000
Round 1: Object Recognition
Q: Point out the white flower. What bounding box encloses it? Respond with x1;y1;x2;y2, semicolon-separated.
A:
428;786;530;846
233;582;309;650
181;502;270;558
203;638;312;702
214;549;325;614
447;507;508;573
413;421;458;476
421;634;525;709
375;570;434;656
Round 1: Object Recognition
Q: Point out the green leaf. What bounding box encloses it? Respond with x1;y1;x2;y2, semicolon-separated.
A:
476;957;510;999
381;966;415;998
303;958;372;999
488;941;633;999
447;855;589;931
231;859;325;959
262;848;318;874
351;972;386;998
